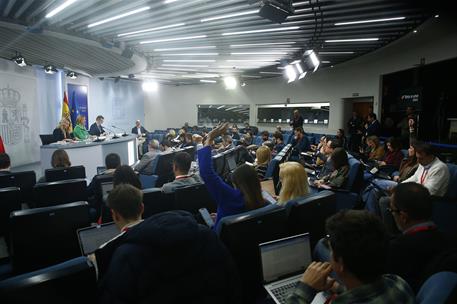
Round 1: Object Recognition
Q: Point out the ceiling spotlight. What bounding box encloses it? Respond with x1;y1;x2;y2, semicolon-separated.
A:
285;65;297;83
44;65;57;74
434;14;439;18
66;71;77;79
142;81;158;92
241;82;247;87
413;29;417;33
224;76;237;90
12;53;27;67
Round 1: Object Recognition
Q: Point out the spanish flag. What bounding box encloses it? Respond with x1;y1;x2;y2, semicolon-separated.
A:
61;91;73;132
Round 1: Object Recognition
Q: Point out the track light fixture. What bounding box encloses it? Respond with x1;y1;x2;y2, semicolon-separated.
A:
66;71;77;79
285;50;320;83
44;64;57;74
12;52;27;67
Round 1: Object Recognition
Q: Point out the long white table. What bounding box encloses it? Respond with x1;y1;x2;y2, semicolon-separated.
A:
40;134;138;180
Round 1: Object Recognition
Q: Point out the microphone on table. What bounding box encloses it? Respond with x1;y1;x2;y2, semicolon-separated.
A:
103;126;119;139
112;125;128;137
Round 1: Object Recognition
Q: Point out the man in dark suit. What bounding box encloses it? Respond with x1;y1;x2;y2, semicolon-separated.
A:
387;182;453;292
89;115;105;136
290;109;304;130
131;120;149;136
365;113;381;137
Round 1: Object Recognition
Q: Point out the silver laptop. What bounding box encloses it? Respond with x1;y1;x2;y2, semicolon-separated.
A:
260;233;312;304
77;222;120;255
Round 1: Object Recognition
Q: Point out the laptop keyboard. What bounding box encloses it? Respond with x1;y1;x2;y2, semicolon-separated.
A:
271;281;298;304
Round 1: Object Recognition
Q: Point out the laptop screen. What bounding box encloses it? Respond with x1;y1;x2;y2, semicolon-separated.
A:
226;155;237;171
101;182;114;197
259;233;311;283
77;223;120;255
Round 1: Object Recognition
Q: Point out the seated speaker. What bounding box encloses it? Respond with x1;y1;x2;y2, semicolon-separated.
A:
258;0;294;23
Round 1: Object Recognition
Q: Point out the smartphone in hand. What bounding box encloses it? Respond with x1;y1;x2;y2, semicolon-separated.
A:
199;208;215;228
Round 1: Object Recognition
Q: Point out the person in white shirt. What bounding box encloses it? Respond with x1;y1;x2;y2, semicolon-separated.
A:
401;141;449;196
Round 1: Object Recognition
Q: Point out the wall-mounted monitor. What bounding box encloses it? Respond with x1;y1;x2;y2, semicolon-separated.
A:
197;104;250;125
257;103;330;125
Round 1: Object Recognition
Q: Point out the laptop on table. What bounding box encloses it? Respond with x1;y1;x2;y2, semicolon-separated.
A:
259;233;312;304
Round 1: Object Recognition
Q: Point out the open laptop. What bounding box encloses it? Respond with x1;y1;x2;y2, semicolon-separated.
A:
260;233;312;304
226;154;237;172
77;222;120;255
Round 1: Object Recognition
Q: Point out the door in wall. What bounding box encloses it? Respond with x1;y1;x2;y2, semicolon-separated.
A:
352;100;374;120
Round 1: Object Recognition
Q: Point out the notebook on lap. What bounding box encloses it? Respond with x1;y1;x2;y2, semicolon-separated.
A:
260;233;312;304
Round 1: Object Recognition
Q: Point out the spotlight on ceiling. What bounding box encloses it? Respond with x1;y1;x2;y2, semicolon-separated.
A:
224;76;237;90
12;53;27;67
285;65;297;83
241;82;247;87
285;49;320;83
66;71;77;79
44;64;57;74
142;80;158;92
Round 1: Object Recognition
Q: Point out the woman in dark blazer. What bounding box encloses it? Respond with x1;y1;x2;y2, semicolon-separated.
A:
53;118;73;142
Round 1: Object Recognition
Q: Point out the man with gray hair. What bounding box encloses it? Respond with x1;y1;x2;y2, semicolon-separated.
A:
134;139;160;175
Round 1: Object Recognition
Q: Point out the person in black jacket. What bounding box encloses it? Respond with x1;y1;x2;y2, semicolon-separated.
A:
131;120;149;136
89;115;105;136
52;118;73;142
387;182;453;292
97;185;241;304
290;109;304;130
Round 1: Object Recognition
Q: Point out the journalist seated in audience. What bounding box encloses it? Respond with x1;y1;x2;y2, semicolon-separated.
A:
87;153;121;195
361;135;385;162
231;126;240;140
179;133;194;149
260;130;270;144
371;141;450;218
165;129;176;142
161;152;201;193
216;134;234;153
38;149;71;182
272;131;285;155
312;139;341;180
98;184;241;303
73;115;91;141
287;210;415;304
387;182;454;292
335;129;347;150
313;148;349;189
276;125;283;133
134;139;160;175
160;139;174;153
192;134;204;150
277;161;309;206
240;131;253;146
198;123;266;226
377;137;404;171
114;165;142;190
290;127;310;160
53;118;73;142
255;146;271;180
0;152;11;174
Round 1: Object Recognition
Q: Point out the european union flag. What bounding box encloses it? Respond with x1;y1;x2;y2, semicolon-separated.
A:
70;90;79;128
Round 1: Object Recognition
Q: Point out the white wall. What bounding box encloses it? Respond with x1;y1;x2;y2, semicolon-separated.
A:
144;15;457;135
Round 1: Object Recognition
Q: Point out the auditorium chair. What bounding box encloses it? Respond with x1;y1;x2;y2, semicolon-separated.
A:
9;202;90;274
39;134;55;145
216;204;288;303
89;174;114;221
0;256;97;304
330;154;364;210
153;152;176;187
431;163;457;236
142;188;175;218
32;178;87;208
174;184;217;214
0;187;21;242
0;171;36;205
286;190;337;250
416;271;457;304
44;165;86;182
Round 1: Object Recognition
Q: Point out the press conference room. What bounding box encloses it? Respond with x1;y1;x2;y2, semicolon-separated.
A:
0;0;456;303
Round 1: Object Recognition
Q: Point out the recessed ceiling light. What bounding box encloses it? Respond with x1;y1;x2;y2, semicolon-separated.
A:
201;9;258;22
11;54;27;67
259;71;283;75
226;59;278;62
88;6;150;28
230;42;296;48
118;23;185;37
334;16;405;26
153;46;216;52
200;79;217;83
318;51;354;54
164;0;180;3
162;64;209;68
66;71;77;79
222;26;300;36
434;14;439;18
142;81;158;92
140;35;207;44
224;76;237;89
292;1;308;6
230;52;288;55
163;59;216;63
321;61;331;64
325;38;379;42
45;0;78;18
44;65;57;74
161;53;219;56
413;30;417;33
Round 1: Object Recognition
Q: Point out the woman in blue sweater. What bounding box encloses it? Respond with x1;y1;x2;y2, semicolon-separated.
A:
198;123;265;226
